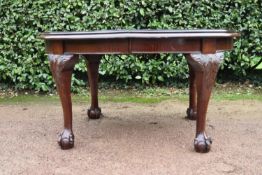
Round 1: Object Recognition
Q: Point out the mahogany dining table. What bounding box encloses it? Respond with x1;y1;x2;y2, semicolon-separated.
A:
40;30;239;153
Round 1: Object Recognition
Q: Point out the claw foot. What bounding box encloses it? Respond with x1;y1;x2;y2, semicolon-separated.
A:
88;107;101;119
186;108;197;120
58;129;74;150
194;132;212;153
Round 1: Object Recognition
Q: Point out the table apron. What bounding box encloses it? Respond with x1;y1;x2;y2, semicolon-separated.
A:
45;38;233;55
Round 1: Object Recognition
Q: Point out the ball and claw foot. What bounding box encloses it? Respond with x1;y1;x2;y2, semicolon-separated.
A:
186;108;197;120
194;132;212;153
58;129;74;150
88;107;101;119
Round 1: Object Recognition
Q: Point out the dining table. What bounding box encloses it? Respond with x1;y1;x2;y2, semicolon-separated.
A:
40;29;240;153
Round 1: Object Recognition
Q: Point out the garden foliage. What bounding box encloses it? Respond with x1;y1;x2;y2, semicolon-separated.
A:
0;0;261;91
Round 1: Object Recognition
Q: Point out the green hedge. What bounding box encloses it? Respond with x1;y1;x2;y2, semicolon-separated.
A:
0;0;261;91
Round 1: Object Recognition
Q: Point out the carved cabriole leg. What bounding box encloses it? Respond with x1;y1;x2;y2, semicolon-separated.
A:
84;55;102;119
185;52;224;153
186;63;197;120
48;54;79;149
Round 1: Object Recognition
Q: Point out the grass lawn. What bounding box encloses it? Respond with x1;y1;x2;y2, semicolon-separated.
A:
0;83;261;105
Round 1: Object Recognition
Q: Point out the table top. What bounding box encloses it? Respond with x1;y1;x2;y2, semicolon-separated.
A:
41;29;240;40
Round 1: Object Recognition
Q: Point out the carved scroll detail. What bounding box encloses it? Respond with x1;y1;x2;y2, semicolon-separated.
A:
190;52;224;65
48;54;79;72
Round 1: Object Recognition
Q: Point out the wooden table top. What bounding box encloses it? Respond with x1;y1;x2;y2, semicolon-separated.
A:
41;29;240;40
